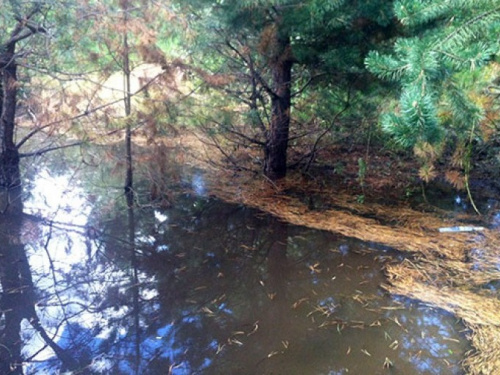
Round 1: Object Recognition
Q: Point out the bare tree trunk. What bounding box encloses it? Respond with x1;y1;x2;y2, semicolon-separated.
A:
0;43;21;214
264;31;293;181
123;23;134;206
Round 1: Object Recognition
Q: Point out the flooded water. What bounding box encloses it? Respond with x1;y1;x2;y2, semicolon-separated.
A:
0;153;470;374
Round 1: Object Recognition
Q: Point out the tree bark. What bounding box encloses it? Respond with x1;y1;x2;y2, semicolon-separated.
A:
0;43;22;214
122;4;134;207
264;30;293;181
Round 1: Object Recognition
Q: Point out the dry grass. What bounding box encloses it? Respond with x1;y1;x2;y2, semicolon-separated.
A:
381;230;500;375
200;166;473;260
384;262;500;326
464;324;500;375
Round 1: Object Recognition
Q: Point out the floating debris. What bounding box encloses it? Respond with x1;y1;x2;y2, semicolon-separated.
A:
383;357;393;369
267;351;279;358
247;321;259;336
361;349;372;356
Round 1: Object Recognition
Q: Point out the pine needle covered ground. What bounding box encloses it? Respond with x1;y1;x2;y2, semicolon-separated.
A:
173;131;500;375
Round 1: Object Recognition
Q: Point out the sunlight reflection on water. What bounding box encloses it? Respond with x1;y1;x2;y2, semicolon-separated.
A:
191;173;206;196
24;170;93;273
21;170;103;370
25;169;91;226
23;170;94;272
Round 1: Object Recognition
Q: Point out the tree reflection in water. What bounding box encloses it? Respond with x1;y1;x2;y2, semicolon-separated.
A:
0;170;469;374
0;212;29;374
0;200;80;373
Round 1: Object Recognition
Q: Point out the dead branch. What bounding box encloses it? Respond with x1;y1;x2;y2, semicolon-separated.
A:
16;70;166;148
304;89;352;172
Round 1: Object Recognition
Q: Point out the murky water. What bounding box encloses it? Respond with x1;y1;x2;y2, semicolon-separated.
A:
0;156;470;374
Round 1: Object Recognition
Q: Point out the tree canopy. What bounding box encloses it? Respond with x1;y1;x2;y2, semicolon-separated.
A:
0;0;499;187
172;0;401;179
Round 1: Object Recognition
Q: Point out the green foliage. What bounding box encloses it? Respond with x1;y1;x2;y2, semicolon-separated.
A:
365;50;408;82
381;87;442;148
176;0;395;138
394;0;454;27
444;82;484;134
366;1;500;152
366;38;443;85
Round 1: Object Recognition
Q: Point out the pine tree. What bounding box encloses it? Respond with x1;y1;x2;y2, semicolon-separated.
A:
176;0;396;180
366;1;500;165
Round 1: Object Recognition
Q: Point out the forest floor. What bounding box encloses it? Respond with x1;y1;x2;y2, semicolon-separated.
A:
164;131;500;375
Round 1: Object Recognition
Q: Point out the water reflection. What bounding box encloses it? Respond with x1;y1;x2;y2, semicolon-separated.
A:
1;170;469;374
0;213;29;374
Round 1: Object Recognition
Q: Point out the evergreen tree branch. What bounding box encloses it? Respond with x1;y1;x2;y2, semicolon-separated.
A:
224;39;276;98
291;73;328;98
211;118;266;146
434;6;500;48
365;51;410;82
395;0;453;27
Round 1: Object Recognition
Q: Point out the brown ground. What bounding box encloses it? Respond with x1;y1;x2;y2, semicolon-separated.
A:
167;131;500;375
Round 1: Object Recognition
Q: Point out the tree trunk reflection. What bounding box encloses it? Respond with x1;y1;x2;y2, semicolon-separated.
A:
0;213;26;374
127;196;141;374
264;218;290;355
0;209;80;373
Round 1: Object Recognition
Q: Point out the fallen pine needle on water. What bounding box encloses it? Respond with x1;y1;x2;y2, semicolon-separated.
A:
267;351;279;358
230;338;243;346
247;321;259;336
292;297;308;309
308;262;321;273
361;349;372;356
201;306;214;316
383;357;393;369
389;340;399;350
216;344;225;354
